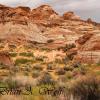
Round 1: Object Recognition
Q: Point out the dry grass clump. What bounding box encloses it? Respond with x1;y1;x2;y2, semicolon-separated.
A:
70;75;100;100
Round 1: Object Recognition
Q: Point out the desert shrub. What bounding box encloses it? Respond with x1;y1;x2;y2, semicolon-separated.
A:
78;66;88;75
41;48;51;52
35;56;44;62
62;56;70;64
67;43;76;49
55;58;63;64
47;63;53;70
70;76;100;100
24;44;34;49
32;70;40;78
15;58;33;65
63;66;73;71
96;60;100;66
63;43;76;52
72;62;81;68
65;71;73;80
72;65;88;76
55;68;66;75
19;52;34;57
33;64;43;71
0;63;7;69
11;66;19;73
23;65;32;72
9;52;17;57
58;71;73;83
38;72;55;85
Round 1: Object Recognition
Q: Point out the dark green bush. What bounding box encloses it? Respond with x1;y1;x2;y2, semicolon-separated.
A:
19;52;33;57
15;58;33;65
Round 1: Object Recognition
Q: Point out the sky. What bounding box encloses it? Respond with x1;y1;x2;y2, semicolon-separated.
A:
0;0;100;22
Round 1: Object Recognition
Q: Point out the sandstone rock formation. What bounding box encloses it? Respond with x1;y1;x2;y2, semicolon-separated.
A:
76;33;93;45
31;5;60;20
0;4;100;63
63;11;80;20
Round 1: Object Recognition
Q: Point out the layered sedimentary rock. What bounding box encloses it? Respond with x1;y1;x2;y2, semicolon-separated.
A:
0;4;100;63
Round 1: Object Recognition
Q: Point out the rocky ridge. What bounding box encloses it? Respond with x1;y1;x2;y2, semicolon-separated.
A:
0;4;100;63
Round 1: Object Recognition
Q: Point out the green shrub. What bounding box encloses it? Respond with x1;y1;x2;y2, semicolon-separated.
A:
15;58;33;65
33;64;43;71
9;52;17;57
19;52;33;57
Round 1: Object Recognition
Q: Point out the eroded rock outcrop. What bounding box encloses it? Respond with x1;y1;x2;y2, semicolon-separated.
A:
63;11;80;20
0;51;13;66
76;33;93;45
31;5;60;20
